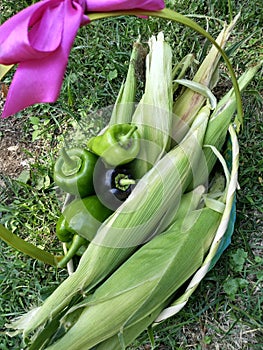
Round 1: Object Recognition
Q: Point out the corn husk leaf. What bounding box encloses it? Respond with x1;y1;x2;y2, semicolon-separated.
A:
174;79;217;110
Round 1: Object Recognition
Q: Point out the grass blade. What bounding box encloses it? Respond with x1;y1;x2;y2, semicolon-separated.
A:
0;224;61;267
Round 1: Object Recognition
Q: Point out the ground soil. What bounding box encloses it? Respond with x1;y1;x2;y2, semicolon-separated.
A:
0;89;34;179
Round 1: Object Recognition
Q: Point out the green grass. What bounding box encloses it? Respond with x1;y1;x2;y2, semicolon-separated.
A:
0;0;262;349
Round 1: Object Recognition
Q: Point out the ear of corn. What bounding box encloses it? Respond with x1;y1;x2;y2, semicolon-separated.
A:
187;62;262;190
155;125;239;325
45;204;222;350
109;38;143;125
7;103;210;337
131;32;173;177
155;184;206;235
172;14;240;143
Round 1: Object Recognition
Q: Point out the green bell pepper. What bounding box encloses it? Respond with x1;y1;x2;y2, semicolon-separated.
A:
87;123;140;167
56;195;113;243
54;147;97;198
56;195;113;268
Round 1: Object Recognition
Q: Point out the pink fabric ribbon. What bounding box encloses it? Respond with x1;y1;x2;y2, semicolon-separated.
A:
0;0;165;118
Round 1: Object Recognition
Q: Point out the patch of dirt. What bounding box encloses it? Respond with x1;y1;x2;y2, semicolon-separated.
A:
0;117;29;177
0;91;34;178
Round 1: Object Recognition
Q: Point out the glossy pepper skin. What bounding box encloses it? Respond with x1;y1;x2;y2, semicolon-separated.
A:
56;195;113;242
87;123;140;167
94;160;136;210
54;147;98;198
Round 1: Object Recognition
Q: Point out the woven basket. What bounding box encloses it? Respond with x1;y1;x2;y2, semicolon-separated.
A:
60;9;241;321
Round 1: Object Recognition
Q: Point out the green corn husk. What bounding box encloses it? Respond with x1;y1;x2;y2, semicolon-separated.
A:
93;307;166;350
109;38;143;125
171;14;240;144
152;183;206;237
131;32;173;177
153;125;239;326
174;79;217;110
188;62;262;190
45;205;222;350
7;104;210;338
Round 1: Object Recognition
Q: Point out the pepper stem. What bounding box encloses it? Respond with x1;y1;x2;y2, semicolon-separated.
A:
115;173;136;191
118;125;137;147
61;148;82;177
58;235;87;268
61;148;76;167
119;178;136;186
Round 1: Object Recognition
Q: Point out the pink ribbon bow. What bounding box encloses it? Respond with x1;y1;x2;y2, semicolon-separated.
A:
0;0;165;118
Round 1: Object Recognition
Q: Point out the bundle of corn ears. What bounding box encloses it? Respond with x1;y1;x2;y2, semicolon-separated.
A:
6;16;261;350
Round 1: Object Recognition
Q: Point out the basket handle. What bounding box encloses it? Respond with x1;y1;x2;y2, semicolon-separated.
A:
89;8;243;132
